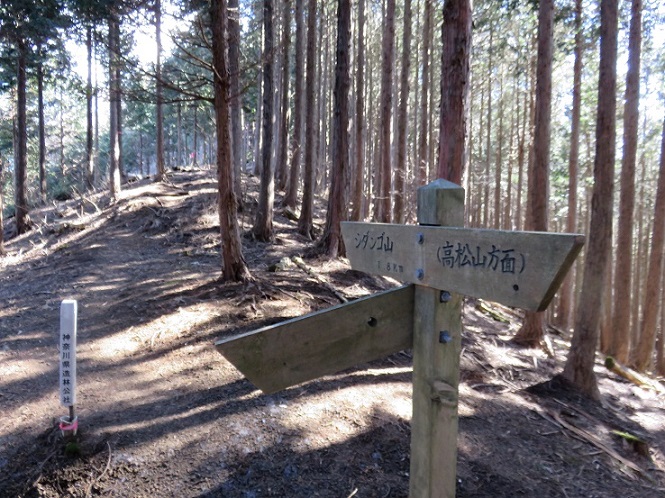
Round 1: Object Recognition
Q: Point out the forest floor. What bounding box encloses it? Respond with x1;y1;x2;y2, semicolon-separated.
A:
0;168;664;498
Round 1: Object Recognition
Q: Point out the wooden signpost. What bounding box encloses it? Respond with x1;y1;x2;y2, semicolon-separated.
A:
216;180;584;497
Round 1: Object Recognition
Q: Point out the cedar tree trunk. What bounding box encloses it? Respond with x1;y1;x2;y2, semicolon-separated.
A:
437;0;472;185
210;0;251;281
15;39;29;234
513;0;553;347
253;0;275;241
562;0;619;399
611;0;642;362
297;0;316;238
318;0;350;257
284;0;304;209
632;118;665;371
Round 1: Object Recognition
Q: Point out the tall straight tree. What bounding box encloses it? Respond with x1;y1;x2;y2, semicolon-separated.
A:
253;0;275;241
393;0;412;223
85;24;95;188
155;0;166;182
228;0;242;200
284;0;304;209
318;0;350;257
14;38;29;232
37;47;46;201
276;0;291;193
557;0;583;331
437;0;472;185
377;0;395;223
610;0;642;363
417;0;433;187
210;0;251;281
108;9;122;198
513;0;553;347
297;0;316;238
562;0;619;399
632;118;665;372
0;158;5;253
349;0;365;222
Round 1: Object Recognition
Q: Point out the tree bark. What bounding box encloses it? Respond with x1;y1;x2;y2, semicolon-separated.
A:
483;26;493;227
318;0;350;257
562;0;619;399
210;0;251;282
632;118;665;372
657;261;665;375
114;19;125;182
516;78;527;231
228;0;242;202
377;0;395;223
393;0;412;224
15;39;29;234
611;0;642;363
253;72;262;175
349;0;365;222
557;0;583;331
316;11;328;194
494;69;504;229
297;0;316;238
513;0;553;347
155;0;165;181
437;0;472;186
193;106;198;167
86;25;95;189
0;157;5;253
37;48;47;202
417;0;432;188
253;0;275;242
284;0;303;209
177;102;183;167
108;14;122;199
276;0;291;193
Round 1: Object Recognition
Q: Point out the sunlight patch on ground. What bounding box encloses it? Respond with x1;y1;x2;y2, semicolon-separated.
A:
93;303;220;358
274;377;412;452
0;357;53;384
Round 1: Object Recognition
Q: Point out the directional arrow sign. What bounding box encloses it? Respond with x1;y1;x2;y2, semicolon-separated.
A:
341;222;584;312
215;285;414;394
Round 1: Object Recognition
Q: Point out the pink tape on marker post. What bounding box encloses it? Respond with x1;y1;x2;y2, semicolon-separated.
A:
59;417;78;433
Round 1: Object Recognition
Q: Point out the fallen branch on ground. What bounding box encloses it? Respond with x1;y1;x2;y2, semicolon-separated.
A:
475;300;511;323
549;410;644;477
605;357;665;394
291;256;347;303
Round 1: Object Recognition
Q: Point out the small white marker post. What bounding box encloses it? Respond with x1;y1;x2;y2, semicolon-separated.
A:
59;300;78;437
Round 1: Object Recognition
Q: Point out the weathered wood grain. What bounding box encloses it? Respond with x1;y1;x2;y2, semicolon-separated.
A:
409;179;464;498
342;221;584;311
215;285;414;394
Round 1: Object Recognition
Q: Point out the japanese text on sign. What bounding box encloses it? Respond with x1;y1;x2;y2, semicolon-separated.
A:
436;242;525;274
353;230;394;253
352;228;528;276
59;300;77;407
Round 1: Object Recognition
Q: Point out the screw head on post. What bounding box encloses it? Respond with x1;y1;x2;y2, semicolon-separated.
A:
439;331;452;344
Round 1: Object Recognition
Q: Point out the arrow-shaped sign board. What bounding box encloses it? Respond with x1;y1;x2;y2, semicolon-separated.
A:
215;285;414;394
341;222;584;312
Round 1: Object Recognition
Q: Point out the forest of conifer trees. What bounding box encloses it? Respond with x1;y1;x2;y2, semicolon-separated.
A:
1;0;665;382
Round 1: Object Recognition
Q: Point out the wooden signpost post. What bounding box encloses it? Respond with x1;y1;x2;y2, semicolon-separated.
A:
216;180;584;497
